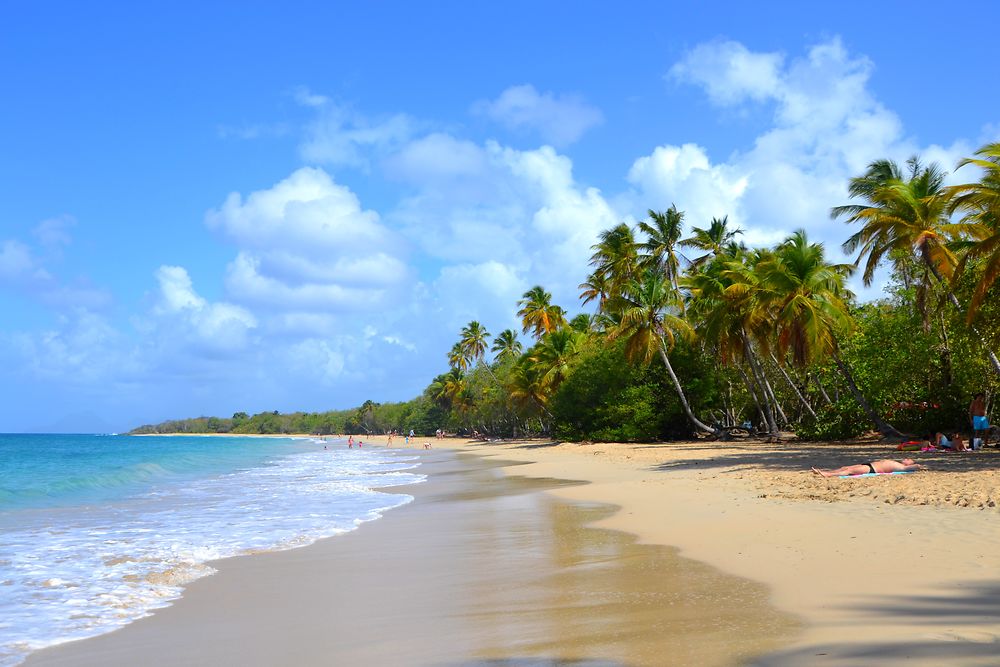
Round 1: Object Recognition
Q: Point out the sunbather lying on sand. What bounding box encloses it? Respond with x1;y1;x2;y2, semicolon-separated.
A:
811;458;927;478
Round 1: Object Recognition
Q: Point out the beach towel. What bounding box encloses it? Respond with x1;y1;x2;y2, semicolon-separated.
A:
839;471;915;478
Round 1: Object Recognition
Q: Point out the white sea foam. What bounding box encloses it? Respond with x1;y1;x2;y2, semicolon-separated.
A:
0;446;423;666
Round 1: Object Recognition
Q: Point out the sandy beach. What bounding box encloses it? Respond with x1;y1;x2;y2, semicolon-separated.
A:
424;436;1000;665
26;446;794;666
25;433;1000;665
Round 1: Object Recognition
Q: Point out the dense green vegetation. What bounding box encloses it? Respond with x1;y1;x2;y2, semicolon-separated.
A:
132;144;1000;442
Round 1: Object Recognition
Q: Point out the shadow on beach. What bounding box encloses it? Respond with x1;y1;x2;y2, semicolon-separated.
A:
642;441;1000;475
753;580;1000;666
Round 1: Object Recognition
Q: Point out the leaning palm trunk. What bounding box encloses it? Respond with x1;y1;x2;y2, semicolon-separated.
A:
741;333;779;434
812;374;834;405
736;364;768;429
771;353;818;420
762;372;788;426
656;336;715;434
831;352;905;438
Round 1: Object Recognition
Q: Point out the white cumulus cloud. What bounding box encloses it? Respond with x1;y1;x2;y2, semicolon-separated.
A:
473;84;604;147
206;167;411;316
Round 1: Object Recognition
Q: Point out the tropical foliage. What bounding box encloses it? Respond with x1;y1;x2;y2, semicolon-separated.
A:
133;144;1000;442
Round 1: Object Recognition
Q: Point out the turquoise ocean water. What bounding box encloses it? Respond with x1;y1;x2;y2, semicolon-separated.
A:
0;433;423;665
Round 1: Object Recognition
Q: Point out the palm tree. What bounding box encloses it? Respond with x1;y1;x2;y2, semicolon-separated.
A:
529;328;586;395
605;268;715;434
428;369;465;407
448;342;469;371
638;206;685;290
949;143;1000;317
834;156;1000;376
685;249;782;434
517;286;567;339
589;222;640;296
681;215;743;268
758;230;903;437
491;329;523;364
568;313;595;333
459;321;491;365
578;270;612;309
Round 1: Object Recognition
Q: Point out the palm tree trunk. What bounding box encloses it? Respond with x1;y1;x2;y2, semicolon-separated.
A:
831;352;905;438
925;261;1000;377
741;332;779;434
656;338;715;434
771;353;818;419
762;372;788;426
736;364;768;429
812;374;833;405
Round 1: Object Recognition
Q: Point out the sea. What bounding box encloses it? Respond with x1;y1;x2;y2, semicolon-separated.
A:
0;433;424;666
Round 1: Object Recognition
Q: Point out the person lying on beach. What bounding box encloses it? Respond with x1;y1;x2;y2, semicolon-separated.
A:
811;458;927;477
933;432;968;451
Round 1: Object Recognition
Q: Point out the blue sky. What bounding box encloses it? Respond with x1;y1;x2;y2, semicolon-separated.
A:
2;2;998;432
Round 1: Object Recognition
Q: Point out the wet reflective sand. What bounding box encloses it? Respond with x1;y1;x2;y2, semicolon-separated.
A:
28;450;798;666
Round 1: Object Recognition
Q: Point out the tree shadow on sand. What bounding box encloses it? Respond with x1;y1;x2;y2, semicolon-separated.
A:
435;660;628;667
642;441;1000;475
751;580;1000;666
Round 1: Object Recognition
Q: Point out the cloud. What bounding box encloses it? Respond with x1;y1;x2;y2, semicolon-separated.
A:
0;240;49;283
153;265;258;351
629;37;980;300
669;40;784;106
473;84;604;147
386;136;621;318
299;101;415;168
33;215;75;249
291;85;329;108
9;309;141;385
0;227;111;309
206;167;411;317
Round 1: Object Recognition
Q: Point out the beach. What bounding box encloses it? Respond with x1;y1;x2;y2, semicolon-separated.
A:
25;446;795;666
23;434;1000;665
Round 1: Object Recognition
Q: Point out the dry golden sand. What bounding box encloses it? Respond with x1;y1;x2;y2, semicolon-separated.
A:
408;435;1000;666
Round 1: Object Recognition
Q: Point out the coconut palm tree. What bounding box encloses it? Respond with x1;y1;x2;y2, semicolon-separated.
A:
681;215;743;268
578;270;612;309
757;230;903;437
949;143;1000;317
685;249;781;434
589;222;640;296
605;268;715;435
517;286;567;339
834;156;1000;376
459;321;491;365
491;329;523;364
638;206;685;290
448;342;469;371
529;328;586;395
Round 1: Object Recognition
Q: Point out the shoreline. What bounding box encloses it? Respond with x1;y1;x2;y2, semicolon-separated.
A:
25;448;794;666
416;435;1000;665
32;432;1000;664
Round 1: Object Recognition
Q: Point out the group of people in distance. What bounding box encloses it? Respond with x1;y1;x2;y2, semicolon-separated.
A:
813;392;992;477
926;392;992;452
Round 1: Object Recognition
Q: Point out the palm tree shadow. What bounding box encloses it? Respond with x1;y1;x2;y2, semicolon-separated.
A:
643;442;1000;474
434;660;628;667
750;580;1000;666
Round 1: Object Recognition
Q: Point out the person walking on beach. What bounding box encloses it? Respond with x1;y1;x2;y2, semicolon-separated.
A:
970;392;989;447
811;458;927;477
348;435;354;449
